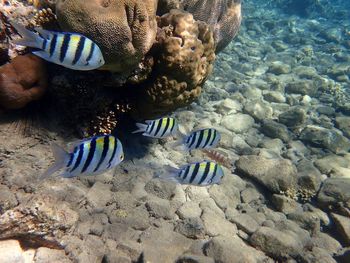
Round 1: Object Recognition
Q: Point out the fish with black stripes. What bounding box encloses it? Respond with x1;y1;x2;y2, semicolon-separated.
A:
40;135;124;179
132;117;178;139
11;22;105;70
174;128;221;151
158;161;225;186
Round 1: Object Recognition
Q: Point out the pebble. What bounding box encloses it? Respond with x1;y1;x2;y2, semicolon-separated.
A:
221;113;255;133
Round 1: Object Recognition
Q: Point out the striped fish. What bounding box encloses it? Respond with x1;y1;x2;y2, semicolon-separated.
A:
11;22;105;70
181;128;221;151
133;117;178;138
40;135;124;179
160;161;225;186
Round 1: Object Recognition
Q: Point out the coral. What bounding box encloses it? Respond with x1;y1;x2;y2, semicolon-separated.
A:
132;9;215;119
30;7;58;29
0;54;47;110
55;0;158;73
157;0;242;52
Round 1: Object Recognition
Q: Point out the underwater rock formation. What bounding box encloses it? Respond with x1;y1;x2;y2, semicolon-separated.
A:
55;0;158;73
157;0;242;52
133;9;215;118
0;54;47;110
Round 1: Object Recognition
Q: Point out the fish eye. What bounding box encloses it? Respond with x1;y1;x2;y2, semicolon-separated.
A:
120;154;124;160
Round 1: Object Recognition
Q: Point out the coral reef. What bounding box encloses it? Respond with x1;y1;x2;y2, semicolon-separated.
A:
0;54;47;110
132;9;215;118
157;0;242;52
55;0;158;73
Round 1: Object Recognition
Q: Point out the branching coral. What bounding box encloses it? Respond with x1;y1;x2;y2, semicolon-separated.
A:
132;9;216;119
55;0;158;73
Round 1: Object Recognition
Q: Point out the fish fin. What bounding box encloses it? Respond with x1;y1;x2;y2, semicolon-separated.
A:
132;123;147;134
34;27;51;39
145;120;153;124
154;165;181;183
32;50;50;61
39;142;69;180
11;21;43;49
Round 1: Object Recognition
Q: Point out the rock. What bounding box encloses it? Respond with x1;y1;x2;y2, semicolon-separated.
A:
268;61;291;75
317;178;350;211
263;90;286;103
300;247;338;263
86;182;114;209
208;184;241;211
240;187;262;204
314;154;350;176
250;226;305;258
175;217;206;239
300;125;350;154
0;185;18;213
335;247;350;263
242;86;262;100
214;98;242;114
293;66;318;79
317;105;335;116
235;155;298;193
110;205;150;231
271;194;302;214
260;138;284;156
336;116;350;138
261;120;291;142
34;247;70;263
311;232;342;254
201;208;237;237
75;235;106;263
244;99;273;121
227;213;260;234
221;113;254;133
186;186;210;202
0;240;24;263
140;225;192;263
116;240;142;262
287;211;321;233
331;213;350;246
204;236;271;263
297;160;323;193
145;198;175;220
144;179;177;199
177;254;215;263
285;81;317;96
278;107;306;127
177;201;202;220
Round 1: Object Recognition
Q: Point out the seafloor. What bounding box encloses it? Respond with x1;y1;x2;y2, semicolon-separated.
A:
0;0;350;262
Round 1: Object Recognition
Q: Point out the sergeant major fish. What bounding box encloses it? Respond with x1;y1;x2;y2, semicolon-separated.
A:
40;135;124;179
133;117;178;138
159;161;225;186
175;128;221;151
11;22;105;70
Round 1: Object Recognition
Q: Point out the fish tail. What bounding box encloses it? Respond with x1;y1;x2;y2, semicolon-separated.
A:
155;165;181;183
11;21;43;49
132;123;148;134
170;135;189;152
39;142;69;180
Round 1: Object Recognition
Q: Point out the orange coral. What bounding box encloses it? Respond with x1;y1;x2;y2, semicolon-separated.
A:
0;54;47;110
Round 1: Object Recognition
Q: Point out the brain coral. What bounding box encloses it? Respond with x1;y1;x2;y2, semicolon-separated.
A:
132;9;215;118
158;0;242;52
55;0;158;72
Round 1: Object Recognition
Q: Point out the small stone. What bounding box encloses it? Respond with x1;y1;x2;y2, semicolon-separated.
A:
235;155;298;193
242;86;262;100
214;98;242;114
86;182;113;209
145;198;175;220
300;125;350;154
314;154;350;175
228;213;259;234
177;201;202;220
261;120;291;142
317;178;350;211
175;217;206;239
204;236;270;263
311;232;342;254
285;81;317;96
263;90;286;103
272;194;302;214
244;99;273;121
278;108;306;127
331;213;350;246
268;61;291;75
336;116;350;138
221;113;254;133
176;255;215;263
201;208;237;237
317;105;335;116
144;179;177;200
240;188;262;204
297;160;323;193
293;66;318;79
